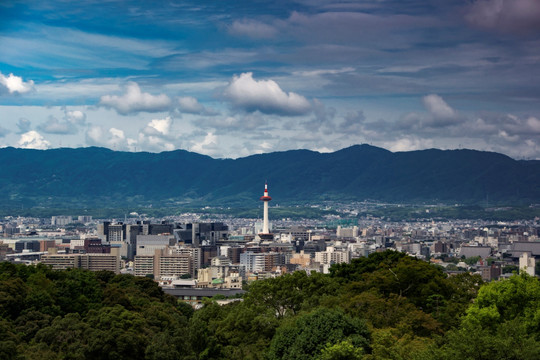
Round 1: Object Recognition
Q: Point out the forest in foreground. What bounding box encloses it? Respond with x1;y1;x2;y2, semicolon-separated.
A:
1;251;539;360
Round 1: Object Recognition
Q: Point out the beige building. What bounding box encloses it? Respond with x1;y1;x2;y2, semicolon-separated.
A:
41;249;120;273
289;251;311;268
134;247;194;280
519;252;536;276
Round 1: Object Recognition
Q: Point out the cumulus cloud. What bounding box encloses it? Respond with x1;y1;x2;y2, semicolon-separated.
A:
386;137;435;152
64;109;87;125
17;131;50;150
198;113;269;132
38;116;78;134
190;132;219;156
390;94;463;132
16;118;32;134
138;117;176;151
228;19;278;39
86;126;135;150
37;109;87;135
142;117;172;137
99;82;171;115
0;72;35;94
301;99;336;132
423;94;456;119
178;96;218;115
223;72;312;116
465;0;540;35
338;110;365;133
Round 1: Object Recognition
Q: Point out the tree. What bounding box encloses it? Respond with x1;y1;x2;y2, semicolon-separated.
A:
462;273;540;333
266;308;370;360
319;340;364;360
244;271;339;318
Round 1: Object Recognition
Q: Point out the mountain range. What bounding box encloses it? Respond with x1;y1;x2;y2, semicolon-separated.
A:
1;144;539;208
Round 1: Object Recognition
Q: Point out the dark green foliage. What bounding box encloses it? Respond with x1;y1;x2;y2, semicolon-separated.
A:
329;250;408;282
245;270;339;318
266;308;370;360
0;264;192;360
1;256;538;360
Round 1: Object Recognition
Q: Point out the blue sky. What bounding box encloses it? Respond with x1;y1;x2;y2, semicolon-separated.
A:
1;0;539;159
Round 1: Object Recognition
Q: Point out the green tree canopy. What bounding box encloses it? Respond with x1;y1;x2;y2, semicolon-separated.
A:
266;307;370;360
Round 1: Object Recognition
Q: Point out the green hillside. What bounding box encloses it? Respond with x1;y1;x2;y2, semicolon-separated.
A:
0;145;539;208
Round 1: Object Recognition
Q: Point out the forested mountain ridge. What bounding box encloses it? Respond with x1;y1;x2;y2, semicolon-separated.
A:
1;252;539;359
1;144;539;207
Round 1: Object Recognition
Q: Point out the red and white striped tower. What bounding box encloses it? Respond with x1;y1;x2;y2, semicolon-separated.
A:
259;182;273;240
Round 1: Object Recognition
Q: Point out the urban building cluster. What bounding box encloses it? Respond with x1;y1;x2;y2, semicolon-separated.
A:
1;185;539;306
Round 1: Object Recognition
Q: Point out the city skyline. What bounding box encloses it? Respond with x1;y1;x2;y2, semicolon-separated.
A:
1;1;540;159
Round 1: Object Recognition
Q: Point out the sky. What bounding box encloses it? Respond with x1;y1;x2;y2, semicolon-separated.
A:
1;0;539;159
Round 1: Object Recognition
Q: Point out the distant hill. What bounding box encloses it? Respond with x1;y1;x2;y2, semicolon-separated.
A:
1;144;539;208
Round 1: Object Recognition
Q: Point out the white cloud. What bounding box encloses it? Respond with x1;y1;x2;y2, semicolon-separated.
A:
228;19;278;39
37;109;87;135
142;117;172;136
38;116;78;134
178;96;204;114
526;116;540;133
86;126;134;150
137;117;176;152
190;132;218;156
386;137;434;152
65;110;86;125
0;72;34;94
223;72;312;116
422;94;456;119
178;96;218;115
17;131;50;149
293;67;355;77
99;82;171;115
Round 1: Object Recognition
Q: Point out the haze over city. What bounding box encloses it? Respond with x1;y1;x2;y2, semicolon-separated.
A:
1;0;540;159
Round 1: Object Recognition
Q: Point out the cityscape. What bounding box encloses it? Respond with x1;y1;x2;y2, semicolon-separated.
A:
2;0;540;359
2;183;538;309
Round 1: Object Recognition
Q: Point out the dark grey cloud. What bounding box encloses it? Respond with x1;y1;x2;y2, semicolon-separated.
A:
465;0;540;36
300;99;335;132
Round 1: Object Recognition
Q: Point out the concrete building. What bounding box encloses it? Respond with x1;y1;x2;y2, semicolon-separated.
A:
51;216;73;226
41;250;120;273
314;246;350;267
136;235;175;256
240;251;266;273
519;252;536;276
134;255;154;277
133;248;194;279
337;226;359;239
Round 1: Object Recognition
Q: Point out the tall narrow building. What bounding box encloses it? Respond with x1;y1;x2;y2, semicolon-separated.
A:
258;182;274;241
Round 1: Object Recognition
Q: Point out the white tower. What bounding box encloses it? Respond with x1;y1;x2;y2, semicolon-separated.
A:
259;182;273;241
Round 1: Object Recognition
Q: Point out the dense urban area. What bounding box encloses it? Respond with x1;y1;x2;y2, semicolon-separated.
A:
1;198;539;359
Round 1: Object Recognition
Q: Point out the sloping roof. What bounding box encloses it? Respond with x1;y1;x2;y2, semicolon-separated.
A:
459;246;492;258
510;242;540;256
163;288;245;298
